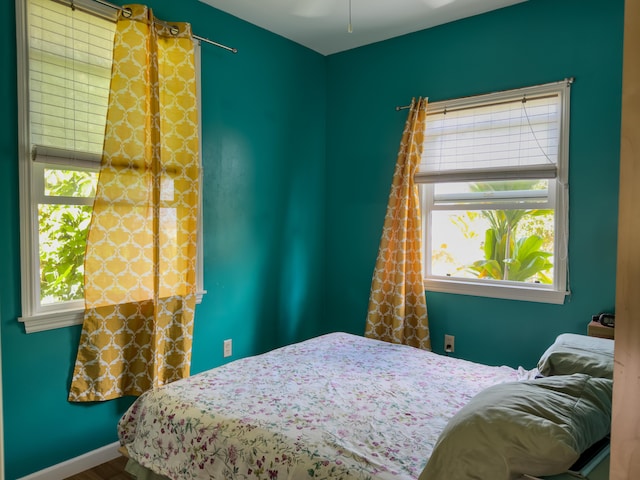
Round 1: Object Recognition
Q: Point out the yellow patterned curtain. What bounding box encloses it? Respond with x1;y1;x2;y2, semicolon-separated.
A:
69;5;200;402
365;98;431;350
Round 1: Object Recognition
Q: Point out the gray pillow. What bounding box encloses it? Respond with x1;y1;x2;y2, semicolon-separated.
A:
419;374;612;480
537;333;614;379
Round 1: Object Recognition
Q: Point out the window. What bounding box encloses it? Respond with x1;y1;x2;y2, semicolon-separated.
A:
418;81;571;304
16;0;204;332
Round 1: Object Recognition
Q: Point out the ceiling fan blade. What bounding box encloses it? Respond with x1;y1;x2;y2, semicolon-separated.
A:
421;0;456;8
291;0;340;18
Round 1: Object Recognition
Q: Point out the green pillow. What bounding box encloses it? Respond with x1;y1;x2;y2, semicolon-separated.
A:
537;333;614;379
419;374;612;480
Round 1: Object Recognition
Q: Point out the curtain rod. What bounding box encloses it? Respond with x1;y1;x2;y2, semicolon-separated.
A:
395;77;574;112
85;0;238;53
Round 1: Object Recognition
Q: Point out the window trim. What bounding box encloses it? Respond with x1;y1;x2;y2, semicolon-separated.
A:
420;80;571;304
16;0;206;333
423;276;568;305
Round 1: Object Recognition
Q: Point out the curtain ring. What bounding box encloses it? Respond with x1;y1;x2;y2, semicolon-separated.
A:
170;25;179;36
122;7;132;18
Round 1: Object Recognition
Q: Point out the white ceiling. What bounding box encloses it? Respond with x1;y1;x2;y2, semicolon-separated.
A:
198;0;527;55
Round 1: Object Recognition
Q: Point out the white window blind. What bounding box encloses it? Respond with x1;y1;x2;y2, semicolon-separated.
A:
417;88;564;184
29;0;116;165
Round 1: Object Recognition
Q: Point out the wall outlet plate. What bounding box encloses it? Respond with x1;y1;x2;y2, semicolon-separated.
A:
444;334;455;353
223;339;232;358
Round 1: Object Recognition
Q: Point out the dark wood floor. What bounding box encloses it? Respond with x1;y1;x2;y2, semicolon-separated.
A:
64;456;133;480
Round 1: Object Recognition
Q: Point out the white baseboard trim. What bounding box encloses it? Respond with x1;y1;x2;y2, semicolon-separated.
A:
17;441;122;480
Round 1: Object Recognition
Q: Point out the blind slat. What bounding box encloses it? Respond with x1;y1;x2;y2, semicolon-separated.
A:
33;145;102;169
29;0;116;159
415;164;557;184
420;93;562;182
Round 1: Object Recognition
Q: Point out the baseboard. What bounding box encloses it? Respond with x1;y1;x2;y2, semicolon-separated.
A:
17;441;121;480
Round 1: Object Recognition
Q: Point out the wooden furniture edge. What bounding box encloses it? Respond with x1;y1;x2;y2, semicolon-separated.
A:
118;445;130;458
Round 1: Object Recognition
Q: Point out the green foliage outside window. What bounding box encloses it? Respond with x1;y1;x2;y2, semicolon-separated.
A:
39;168;96;304
461;181;554;284
466;209;554;283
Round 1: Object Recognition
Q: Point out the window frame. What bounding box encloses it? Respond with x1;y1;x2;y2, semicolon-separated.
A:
419;81;571;304
16;0;206;333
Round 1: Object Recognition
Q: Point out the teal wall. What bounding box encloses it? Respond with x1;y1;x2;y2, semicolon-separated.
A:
1;0;326;478
325;0;623;367
0;0;624;477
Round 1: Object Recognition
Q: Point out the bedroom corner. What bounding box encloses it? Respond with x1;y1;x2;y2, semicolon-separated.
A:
0;0;626;478
2;0;326;477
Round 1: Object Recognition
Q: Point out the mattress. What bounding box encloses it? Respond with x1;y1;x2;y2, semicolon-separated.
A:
118;332;521;479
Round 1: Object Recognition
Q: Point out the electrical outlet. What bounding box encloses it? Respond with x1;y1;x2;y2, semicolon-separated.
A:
444;334;455;353
223;339;232;358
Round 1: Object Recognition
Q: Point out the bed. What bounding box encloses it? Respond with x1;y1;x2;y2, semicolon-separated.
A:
118;332;614;480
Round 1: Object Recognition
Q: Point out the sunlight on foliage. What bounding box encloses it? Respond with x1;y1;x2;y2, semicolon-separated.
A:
39;168;97;304
432;180;555;284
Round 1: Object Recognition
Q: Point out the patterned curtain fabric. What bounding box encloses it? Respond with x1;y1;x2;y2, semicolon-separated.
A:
69;5;200;402
365;98;431;350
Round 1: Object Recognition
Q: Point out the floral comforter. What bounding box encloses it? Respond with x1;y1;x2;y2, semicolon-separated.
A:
118;332;520;480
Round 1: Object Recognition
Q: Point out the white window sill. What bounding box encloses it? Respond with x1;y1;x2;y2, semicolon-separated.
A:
424;278;568;304
19;291;207;334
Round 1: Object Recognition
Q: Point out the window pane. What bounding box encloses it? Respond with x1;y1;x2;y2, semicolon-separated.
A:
38;203;92;304
29;0;115;155
430;208;555;284
44;167;97;197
